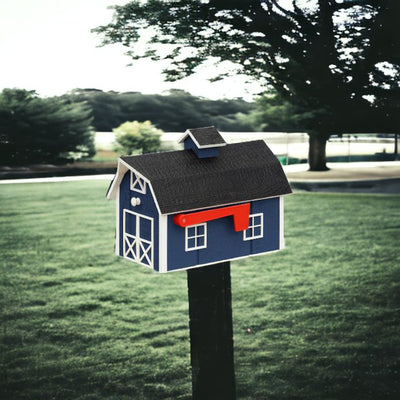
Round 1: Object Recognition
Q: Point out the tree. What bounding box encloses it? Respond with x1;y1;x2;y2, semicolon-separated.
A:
113;120;162;155
93;0;400;170
0;88;95;165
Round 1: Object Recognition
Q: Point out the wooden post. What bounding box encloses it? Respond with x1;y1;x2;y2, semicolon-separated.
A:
187;262;236;400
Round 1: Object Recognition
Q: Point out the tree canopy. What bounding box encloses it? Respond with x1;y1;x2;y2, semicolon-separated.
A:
64;89;256;132
94;0;400;170
0;89;95;165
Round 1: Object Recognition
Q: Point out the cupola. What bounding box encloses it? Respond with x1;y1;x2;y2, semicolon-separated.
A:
179;126;226;158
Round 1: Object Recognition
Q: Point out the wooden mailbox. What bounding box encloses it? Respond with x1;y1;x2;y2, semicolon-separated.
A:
107;126;292;272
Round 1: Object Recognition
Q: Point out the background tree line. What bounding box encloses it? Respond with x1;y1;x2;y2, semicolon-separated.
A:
1;87;269;166
63;88;258;132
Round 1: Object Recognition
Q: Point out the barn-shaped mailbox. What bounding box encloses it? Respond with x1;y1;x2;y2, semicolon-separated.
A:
107;127;292;272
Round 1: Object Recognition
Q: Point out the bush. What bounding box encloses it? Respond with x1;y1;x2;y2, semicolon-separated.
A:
113;120;162;155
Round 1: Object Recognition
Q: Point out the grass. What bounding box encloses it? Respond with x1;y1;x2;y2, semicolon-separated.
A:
1;181;399;399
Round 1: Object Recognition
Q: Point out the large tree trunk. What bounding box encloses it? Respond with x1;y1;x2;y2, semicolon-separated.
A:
308;135;329;171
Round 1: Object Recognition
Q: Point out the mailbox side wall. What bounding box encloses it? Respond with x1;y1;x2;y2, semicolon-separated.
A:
118;172;160;271
166;197;281;271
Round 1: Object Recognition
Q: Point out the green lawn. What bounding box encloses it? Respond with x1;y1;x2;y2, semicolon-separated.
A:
1;181;399;400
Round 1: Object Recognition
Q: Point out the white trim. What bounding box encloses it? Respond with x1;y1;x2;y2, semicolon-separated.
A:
121;161;163;216
130;171;147;194
146;181;163;216
279;196;285;249
243;213;264;241
119;160;151;186
123;210;154;268
159;215;168;273
163;194;291;216
107;159;151;200
159;248;284;273
107;159;164;216
106;161;128;200
178;129;226;149
115;188;120;256
185;223;207;251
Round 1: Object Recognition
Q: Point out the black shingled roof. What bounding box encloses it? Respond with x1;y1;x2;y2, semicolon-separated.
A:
120;140;292;214
180;126;226;148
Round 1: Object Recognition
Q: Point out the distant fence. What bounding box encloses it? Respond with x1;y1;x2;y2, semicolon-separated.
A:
95;131;398;164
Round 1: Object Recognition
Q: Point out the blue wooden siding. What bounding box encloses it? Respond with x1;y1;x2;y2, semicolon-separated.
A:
118;171;160;271
184;136;220;158
166;198;281;271
250;197;280;254
167;217;199;270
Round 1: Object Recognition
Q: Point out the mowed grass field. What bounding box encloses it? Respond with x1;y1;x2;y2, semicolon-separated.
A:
1;180;399;400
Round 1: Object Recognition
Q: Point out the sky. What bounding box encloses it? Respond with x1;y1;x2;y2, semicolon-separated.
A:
0;0;264;100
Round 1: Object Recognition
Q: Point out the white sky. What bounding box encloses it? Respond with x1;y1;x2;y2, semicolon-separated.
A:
0;0;264;100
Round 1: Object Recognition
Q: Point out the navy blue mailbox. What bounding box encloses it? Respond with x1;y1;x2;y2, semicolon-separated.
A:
107;126;292;272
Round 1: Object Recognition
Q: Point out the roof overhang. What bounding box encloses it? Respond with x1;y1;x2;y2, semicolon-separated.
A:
178;128;227;149
106;159;150;200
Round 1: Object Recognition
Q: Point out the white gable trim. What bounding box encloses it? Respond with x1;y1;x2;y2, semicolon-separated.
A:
178;129;227;149
106;160;129;200
107;159;163;216
107;159;151;199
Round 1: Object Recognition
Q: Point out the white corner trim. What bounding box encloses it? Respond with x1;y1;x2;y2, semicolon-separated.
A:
279;196;285;249
159;215;168;273
115;189;120;255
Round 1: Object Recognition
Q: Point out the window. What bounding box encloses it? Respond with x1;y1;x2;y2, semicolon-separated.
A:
185;223;207;251
131;171;146;194
243;213;264;241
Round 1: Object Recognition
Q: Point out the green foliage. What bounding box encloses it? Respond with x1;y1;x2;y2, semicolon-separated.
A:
93;0;400;169
1;181;400;399
65;88;257;132
113;120;162;155
255;92;334;133
0;88;95;165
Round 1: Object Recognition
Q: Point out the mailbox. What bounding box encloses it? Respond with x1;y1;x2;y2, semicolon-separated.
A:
107;126;292;272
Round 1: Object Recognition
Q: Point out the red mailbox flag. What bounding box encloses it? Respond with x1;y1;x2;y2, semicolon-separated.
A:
173;203;250;232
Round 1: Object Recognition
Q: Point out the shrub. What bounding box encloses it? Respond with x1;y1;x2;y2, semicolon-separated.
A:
113;120;162;155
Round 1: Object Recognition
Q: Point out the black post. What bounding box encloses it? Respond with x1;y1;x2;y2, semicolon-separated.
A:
187;262;236;400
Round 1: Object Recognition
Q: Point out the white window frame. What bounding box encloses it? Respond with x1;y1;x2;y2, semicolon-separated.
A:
243;213;264;241
130;171;146;194
185;223;207;252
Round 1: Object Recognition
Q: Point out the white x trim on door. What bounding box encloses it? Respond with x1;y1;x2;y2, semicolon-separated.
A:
123;210;154;268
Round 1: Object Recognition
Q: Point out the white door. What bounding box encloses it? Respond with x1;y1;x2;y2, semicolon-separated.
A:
123;209;154;268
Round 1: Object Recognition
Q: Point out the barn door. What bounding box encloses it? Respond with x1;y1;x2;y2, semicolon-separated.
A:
123;210;154;268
